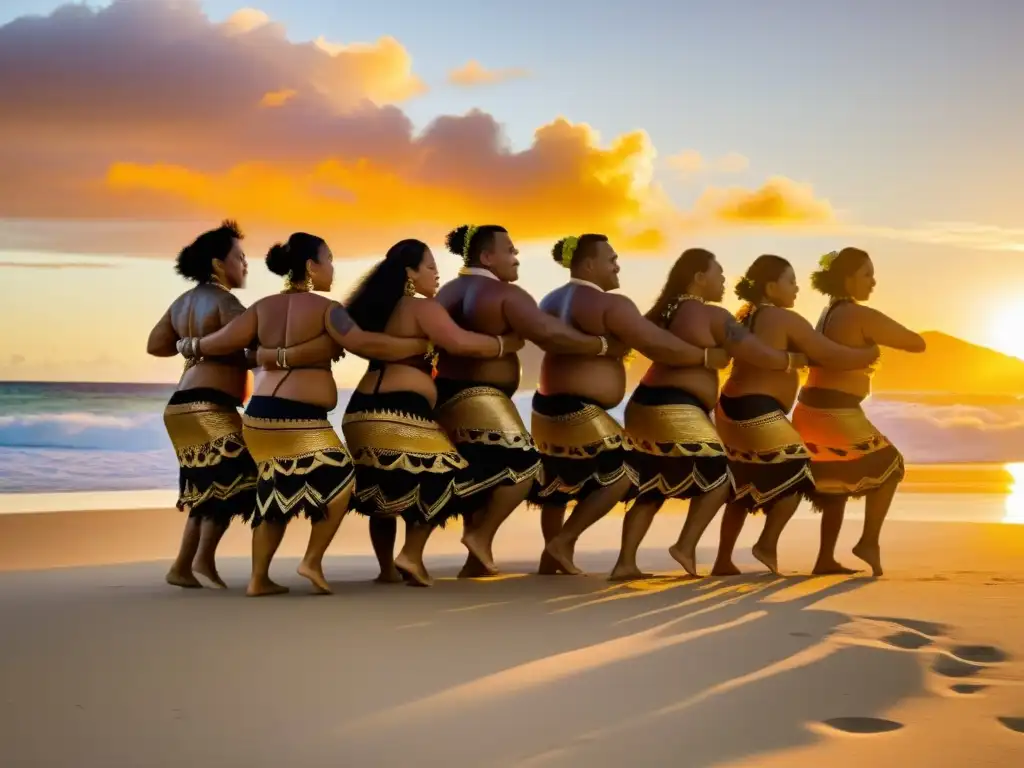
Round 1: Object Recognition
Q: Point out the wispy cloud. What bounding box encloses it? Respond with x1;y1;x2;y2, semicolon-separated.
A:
447;60;530;87
0;260;118;269
855;222;1024;253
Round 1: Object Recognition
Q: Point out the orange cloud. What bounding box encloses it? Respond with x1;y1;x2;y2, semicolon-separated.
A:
448;60;530;87
0;0;833;257
691;177;834;226
103;116;671;255
259;89;297;108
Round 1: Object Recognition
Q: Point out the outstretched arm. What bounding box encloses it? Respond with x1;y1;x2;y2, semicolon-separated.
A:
324;303;429;361
417;299;522;358
605;295;708;367
146;308;178;357
503;288;606;355
710;308;796;371
786;312;879;370
189;306;258;357
860;307;926;353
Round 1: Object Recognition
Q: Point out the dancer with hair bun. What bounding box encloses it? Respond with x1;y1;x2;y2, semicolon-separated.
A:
147;220;258;590
711;255;881;576
433;224;619;577
611;248;803;580
530;234;730;577
792;248;925;576
177;232;430;596
337;238;524;587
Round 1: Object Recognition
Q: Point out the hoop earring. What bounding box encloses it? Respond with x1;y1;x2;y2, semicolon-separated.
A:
404;278;416;297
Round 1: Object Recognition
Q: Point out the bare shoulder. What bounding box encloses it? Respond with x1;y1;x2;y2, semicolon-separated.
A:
216;289;246;311
435;280;460;304
169;288;195;311
779;306;812;331
607;292;638;311
538;284;570;313
502;282;536;304
703;303;736;328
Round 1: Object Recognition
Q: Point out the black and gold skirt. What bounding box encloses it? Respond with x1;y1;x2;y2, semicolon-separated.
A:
528;392;638;507
435;379;542;498
342;390;473;527
161;387;256;528
714;393;814;513
625;384;730;503
241;396;354;527
792;387;905;509
163;388;257;525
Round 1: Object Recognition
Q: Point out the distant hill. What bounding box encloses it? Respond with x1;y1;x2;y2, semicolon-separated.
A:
517;330;1024;396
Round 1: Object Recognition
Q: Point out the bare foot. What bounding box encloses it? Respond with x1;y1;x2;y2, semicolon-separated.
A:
246;577;289;597
537;550;564;575
166;569;203;589
374;566;405;584
852;541;883;577
812;559;860;576
751;543;780;575
395;553;434;587
710;560;742;576
545;537;583;576
460;531;498;575
668;543;699;578
193;561;228;589
458;555;492;579
297;561;332;594
608;563;654;582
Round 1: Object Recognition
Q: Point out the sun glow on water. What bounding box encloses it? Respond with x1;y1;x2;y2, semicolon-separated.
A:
1002;463;1024;524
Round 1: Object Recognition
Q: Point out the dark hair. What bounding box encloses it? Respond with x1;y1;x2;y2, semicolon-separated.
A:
810;247;870;297
551;234;608;270
265;232;326;281
644;248;716;326
174;220;243;283
445;224;508;266
345;239;429;333
734;254;792;321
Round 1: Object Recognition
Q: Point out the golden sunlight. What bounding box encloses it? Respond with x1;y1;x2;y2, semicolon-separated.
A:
989;303;1024;361
1002;462;1024;524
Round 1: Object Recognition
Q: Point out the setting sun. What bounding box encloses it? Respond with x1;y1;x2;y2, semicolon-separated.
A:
989;303;1024;361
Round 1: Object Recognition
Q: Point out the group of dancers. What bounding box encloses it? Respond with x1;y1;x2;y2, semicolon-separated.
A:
147;221;926;596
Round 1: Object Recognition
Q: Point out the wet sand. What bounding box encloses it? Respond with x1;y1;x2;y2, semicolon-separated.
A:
1;508;1022;766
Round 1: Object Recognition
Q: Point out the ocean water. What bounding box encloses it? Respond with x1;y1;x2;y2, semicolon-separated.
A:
2;381;1024;521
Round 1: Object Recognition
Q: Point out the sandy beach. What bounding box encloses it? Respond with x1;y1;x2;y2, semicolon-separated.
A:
1;507;1022;767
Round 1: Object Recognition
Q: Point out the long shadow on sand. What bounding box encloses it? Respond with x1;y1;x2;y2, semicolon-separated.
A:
0;550;1013;768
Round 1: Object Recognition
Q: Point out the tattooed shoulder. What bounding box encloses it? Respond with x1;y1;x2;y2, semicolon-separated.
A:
329;303;355;333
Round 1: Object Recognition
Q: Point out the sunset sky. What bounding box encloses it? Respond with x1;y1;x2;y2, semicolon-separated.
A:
1;0;1023;384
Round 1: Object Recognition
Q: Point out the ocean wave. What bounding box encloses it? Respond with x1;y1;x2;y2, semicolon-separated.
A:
2;394;1024;493
0;411;168;451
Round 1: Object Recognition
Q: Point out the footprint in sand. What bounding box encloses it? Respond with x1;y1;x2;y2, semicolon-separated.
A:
882;631;934;650
820;717;904;734
950;684;989;695
952;645;1009;664
997;717;1024;734
872;617;948;637
932;655;984;679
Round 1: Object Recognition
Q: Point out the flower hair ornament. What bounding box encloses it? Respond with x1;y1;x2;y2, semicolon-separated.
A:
462;225;479;265
559;235;579;268
819;250;840;269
